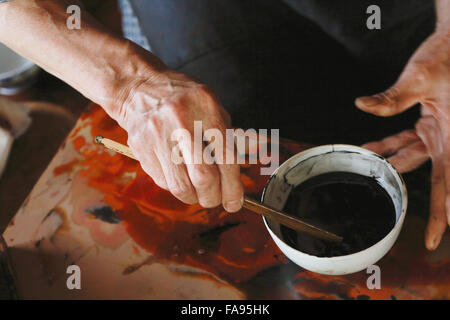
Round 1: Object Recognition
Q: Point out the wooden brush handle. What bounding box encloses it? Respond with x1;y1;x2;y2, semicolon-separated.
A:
95;136;137;160
243;197;342;242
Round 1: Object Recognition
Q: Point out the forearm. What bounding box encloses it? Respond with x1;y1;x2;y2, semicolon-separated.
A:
0;0;166;118
436;0;450;30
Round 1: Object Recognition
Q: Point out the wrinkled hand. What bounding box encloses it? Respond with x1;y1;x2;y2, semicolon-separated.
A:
356;27;450;250
113;70;244;212
362;110;447;250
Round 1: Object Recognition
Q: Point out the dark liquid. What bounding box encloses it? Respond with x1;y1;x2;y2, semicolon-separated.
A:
280;172;396;257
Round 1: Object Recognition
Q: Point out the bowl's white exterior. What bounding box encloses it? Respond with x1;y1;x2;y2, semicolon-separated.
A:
261;144;407;275
0;44;38;95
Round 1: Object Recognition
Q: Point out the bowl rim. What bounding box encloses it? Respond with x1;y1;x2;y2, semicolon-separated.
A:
0;58;36;81
261;144;408;262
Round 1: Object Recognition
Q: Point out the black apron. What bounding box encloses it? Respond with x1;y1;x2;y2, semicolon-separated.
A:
127;0;435;144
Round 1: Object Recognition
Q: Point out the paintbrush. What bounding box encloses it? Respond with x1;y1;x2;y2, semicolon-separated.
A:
94;135;343;243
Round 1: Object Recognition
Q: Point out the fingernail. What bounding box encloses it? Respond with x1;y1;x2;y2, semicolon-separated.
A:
432;237;439;250
355;96;381;108
426;235;438;251
225;197;243;213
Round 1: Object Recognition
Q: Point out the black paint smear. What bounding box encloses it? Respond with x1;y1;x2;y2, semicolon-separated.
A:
85;206;121;224
195;222;241;250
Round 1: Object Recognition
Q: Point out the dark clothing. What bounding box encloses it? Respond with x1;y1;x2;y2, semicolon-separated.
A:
127;0;435;144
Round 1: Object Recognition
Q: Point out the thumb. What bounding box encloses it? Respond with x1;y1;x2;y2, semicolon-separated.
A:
355;65;427;117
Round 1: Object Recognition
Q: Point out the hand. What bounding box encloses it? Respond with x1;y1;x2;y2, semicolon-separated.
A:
362;109;448;250
356;27;450;250
0;0;244;212
113;69;244;212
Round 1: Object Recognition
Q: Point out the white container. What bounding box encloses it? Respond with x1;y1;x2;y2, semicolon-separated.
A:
0;43;39;95
261;144;407;275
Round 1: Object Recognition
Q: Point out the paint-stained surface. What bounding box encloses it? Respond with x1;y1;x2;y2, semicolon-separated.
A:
2;104;449;299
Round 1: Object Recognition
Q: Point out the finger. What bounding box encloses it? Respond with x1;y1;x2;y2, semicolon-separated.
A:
439;126;450;226
425;159;448;250
416;116;449;249
173;118;222;209
127;140;169;190
204;118;244;213
186;162;222;208
416;115;450;225
415;116;442;154
137;151;169;190
386;140;429;173
355;64;427;117
421;105;433;117
155;144;198;205
217;162;243;213
362;130;420;156
178;134;222;208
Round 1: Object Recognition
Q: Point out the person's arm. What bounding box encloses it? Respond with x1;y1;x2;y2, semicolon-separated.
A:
0;0;162;118
355;0;450;250
0;0;244;212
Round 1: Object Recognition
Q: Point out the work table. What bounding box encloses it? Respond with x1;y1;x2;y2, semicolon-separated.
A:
1;103;449;299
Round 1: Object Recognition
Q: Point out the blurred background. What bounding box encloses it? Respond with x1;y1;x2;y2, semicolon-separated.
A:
0;0;122;232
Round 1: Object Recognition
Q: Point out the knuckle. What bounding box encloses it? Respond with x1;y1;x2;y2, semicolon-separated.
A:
169;181;192;198
196;83;212;96
378;87;400;106
167;98;183;110
409;62;432;82
171;90;191;106
415;120;426;133
197;85;220;107
191;166;218;189
166;102;189;126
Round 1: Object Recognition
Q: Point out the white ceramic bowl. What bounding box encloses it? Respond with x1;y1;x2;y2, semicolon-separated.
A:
0;43;39;95
261;144;407;275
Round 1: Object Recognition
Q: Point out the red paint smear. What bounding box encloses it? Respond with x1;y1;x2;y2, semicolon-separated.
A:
53;159;79;176
60;104;307;283
56;104;450;298
291;219;450;299
72;206;129;250
72;136;86;150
